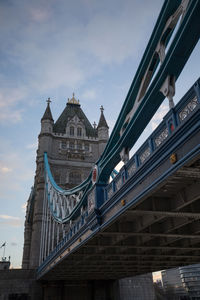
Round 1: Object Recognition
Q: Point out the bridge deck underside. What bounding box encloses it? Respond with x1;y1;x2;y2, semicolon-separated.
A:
42;154;200;281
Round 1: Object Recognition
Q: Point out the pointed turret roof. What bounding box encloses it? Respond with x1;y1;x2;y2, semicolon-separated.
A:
53;94;97;137
97;105;109;129
41;98;54;121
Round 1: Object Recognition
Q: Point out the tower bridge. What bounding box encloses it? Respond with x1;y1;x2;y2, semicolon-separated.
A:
37;79;200;281
18;0;200;299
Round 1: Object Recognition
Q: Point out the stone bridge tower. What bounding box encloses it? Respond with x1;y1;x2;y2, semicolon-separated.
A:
22;94;109;269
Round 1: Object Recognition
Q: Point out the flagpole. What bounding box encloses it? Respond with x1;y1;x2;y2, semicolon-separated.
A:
3;243;6;259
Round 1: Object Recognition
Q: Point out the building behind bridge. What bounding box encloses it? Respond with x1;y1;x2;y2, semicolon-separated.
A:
161;268;189;299
180;264;200;299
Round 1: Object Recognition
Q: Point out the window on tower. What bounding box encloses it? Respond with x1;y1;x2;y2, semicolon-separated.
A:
69;142;74;149
77;143;82;150
70;126;74;136
77;127;82;137
61;141;66;149
85;143;89;151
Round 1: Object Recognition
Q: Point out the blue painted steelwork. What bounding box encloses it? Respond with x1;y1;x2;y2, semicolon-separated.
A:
43;0;200;225
105;92;200;204
97;0;200;182
38;78;200;276
44;152;92;222
110;169;119;179
104;79;200;202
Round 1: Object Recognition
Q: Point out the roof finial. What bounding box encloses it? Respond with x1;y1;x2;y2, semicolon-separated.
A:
93;121;97;129
47;97;51;105
68;93;79;105
42;97;53;121
97;105;109;129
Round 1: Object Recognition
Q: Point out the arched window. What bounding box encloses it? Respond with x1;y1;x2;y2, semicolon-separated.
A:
77;127;82;137
70;126;74;136
69;172;81;185
85;143;89;151
77;143;82;150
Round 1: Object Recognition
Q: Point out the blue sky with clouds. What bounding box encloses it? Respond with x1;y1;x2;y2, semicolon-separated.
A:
0;0;199;268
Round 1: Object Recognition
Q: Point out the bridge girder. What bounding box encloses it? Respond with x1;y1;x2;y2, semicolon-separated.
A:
39;155;200;280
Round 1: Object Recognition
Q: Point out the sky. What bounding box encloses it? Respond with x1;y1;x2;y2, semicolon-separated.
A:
0;0;199;268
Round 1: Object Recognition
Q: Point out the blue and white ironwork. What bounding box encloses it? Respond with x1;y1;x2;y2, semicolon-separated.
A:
39;0;200;267
87;186;96;214
139;146;151;164
43;152;91;223
127;160;137;178
96;0;200;183
154;127;169;148
179;96;198;122
38;77;200;272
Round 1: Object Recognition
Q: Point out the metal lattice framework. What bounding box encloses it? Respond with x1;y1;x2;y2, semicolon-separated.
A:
39;0;200;266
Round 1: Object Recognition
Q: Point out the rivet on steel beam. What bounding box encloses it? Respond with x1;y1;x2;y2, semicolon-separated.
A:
121;199;126;206
170;153;177;164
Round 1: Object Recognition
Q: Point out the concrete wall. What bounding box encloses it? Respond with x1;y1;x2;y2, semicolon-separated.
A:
42;279;119;300
0;269;42;300
0;270;156;300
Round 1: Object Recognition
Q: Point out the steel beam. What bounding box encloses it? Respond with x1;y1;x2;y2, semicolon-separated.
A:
101;231;200;239
126;210;200;219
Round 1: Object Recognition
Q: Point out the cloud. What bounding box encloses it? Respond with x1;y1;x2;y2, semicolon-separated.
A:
83;1;162;65
0;87;27;124
0;166;12;173
115;161;124;172
0;161;13;175
21;202;27;213
107;119;115;133
0;215;22;227
150;104;169;130
30;7;51;23
10;242;18;246
0;109;24;124
26;142;38;150
0;140;35;205
0;87;27;109
82;89;97;100
0;0;163;96
0;215;20;220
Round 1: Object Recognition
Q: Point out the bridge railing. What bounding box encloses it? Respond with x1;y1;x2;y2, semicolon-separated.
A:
104;79;200;203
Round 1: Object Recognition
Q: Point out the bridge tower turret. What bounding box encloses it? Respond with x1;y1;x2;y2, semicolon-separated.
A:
22;99;55;269
39;97;54;154
97;105;109;156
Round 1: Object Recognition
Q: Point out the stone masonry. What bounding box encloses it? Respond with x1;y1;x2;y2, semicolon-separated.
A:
22;94;109;270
